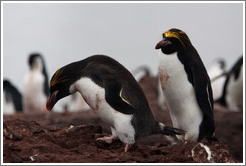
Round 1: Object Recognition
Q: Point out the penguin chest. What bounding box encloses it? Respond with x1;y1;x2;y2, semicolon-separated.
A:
208;66;226;100
3;91;15;115
23;70;47;112
158;53;194;100
226;66;243;109
159;53;203;141
70;77;135;144
70;77;113;123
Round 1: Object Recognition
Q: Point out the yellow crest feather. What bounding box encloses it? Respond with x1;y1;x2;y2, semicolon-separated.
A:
50;69;69;87
164;30;186;48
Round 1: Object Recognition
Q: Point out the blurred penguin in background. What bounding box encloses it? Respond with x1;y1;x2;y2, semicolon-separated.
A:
131;65;151;82
23;53;49;113
53;92;91;112
132;65;168;111
3;79;23;114
215;56;243;111
208;58;227;100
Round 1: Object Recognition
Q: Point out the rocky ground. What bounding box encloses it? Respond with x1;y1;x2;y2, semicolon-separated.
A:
3;76;243;163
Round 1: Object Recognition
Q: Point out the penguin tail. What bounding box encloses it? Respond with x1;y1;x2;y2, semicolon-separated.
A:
161;125;186;136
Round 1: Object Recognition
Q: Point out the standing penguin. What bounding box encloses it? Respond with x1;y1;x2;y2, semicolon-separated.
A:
155;28;215;141
46;55;185;152
23;53;49;113
208;58;227;100
215;56;243;111
3;79;23;114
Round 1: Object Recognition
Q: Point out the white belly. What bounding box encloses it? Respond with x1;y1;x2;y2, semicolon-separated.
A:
69;77;135;144
23;70;47;113
208;65;226;100
226;65;243;110
3;91;15;115
159;52;203;141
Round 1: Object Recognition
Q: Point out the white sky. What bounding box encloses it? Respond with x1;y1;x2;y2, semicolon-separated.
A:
2;2;244;92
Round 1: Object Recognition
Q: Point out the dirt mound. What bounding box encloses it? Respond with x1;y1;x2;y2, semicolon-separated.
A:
3;119;237;163
3;76;243;163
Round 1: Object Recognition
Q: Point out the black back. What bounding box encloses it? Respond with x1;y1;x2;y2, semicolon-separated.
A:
3;79;23;112
28;53;49;97
177;43;215;141
50;55;160;137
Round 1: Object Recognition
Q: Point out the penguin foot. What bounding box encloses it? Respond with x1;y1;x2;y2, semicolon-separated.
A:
96;135;116;144
124;144;131;152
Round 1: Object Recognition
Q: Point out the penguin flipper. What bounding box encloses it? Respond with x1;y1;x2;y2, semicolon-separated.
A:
103;79;135;115
189;65;214;115
190;65;215;139
88;63;135;115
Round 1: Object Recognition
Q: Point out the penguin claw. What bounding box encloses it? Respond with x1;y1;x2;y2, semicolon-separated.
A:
96;135;116;144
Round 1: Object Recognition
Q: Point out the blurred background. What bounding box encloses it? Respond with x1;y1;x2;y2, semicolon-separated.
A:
2;2;244;93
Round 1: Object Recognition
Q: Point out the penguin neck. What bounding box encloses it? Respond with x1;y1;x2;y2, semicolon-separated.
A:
32;64;43;72
32;57;44;71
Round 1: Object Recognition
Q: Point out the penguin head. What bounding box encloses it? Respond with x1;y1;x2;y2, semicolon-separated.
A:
217;59;226;70
46;65;77;111
28;53;44;71
3;79;11;89
155;28;191;54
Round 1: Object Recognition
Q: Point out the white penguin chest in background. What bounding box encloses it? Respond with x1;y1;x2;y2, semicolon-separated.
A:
159;52;203;141
208;65;226;100
23;70;47;112
226;65;243;110
3;91;15;115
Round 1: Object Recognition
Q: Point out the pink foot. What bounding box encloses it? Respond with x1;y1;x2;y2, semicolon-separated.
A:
96;135;116;144
124;144;131;152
